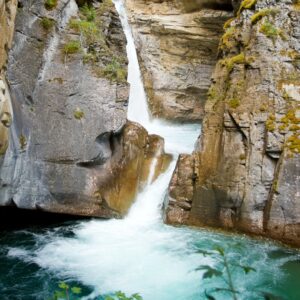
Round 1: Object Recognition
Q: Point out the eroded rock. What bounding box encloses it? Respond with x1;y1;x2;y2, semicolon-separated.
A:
125;0;232;121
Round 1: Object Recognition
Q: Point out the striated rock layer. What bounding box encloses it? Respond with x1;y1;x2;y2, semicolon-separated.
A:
0;0;170;218
166;0;300;246
125;0;232;121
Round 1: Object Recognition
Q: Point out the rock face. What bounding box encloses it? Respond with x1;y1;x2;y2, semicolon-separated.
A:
0;0;169;218
125;0;232;121
166;0;300;246
0;0;17;160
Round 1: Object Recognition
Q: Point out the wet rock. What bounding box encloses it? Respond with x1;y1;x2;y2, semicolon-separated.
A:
125;0;232;121
0;0;169;218
166;0;300;247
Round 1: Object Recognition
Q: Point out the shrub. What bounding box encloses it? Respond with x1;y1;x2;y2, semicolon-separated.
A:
63;40;81;55
44;0;58;10
80;4;96;22
99;58;127;82
40;17;55;31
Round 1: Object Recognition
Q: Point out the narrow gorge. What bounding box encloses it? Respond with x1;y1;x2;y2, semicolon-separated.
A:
0;0;299;299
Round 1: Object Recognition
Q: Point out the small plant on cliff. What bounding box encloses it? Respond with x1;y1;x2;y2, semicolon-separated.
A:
40;17;56;31
73;108;85;120
96;58;127;83
44;0;58;10
19;134;27;151
63;40;81;55
259;21;284;41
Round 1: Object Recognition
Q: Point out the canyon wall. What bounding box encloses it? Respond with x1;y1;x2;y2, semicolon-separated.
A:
0;0;169;218
166;0;300;246
125;0;233;121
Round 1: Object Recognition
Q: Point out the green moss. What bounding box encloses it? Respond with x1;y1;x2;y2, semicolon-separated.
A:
73;108;85;120
237;0;257;15
44;0;58;10
223;18;235;30
286;135;300;153
259;21;281;40
266;114;276;132
239;154;246;160
40;17;56;31
207;86;217;100
222;52;246;72
250;8;279;24
63;40;81;55
228;98;240;109
19;134;27;150
220;27;237;51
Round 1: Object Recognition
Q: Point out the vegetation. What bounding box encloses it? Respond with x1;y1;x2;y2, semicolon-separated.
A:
73;108;85;120
250;8;279;24
293;0;300;10
40;17;56;31
44;0;58;10
228;98;240;109
259;21;285;41
286;135;300;154
266;114;276;132
19;134;27;151
52;282;143;300
96;58;127;82
63;41;81;55
220;27;237;51
237;0;257;15
67;1;127;82
196;246;256;300
221;52;246;72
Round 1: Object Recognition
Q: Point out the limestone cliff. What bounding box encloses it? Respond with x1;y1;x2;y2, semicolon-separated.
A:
0;0;17;159
0;0;169;218
166;0;300;246
125;0;232;121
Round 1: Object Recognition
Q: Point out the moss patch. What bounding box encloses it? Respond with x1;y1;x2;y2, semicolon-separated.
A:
228;98;240;109
237;0;257;15
44;0;58;10
73;108;85;120
250;8;279;24
259;21;282;40
40;17;56;31
19;134;27;150
221;52;247;72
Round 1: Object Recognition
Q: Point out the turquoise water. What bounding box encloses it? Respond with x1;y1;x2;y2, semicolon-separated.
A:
0;219;299;300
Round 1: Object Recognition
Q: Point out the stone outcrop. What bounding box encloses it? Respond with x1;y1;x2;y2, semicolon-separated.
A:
0;0;169;218
165;0;300;246
125;0;232;121
0;0;17;162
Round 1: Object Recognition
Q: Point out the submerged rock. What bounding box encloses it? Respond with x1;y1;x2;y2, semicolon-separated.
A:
125;0;232;122
0;0;169;218
166;0;300;246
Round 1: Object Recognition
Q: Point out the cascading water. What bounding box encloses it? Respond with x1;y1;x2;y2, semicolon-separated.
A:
1;1;300;300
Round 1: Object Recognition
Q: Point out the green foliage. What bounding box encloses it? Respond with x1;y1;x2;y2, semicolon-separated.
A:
196;246;256;300
51;282;143;300
44;0;58;10
220;27;237;51
73;108;85;120
237;0;257;15
80;4;96;22
40;17;56;31
97;58;127;83
63;41;81;55
250;8;279;24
